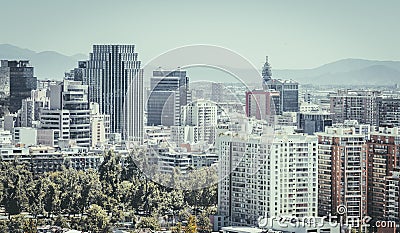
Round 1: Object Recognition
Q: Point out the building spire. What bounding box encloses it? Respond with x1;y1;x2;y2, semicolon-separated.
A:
262;56;272;83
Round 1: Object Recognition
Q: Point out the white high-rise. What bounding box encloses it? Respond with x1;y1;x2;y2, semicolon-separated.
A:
217;127;318;226
171;99;217;145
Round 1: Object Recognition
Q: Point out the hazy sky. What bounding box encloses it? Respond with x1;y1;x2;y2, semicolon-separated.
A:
1;0;399;69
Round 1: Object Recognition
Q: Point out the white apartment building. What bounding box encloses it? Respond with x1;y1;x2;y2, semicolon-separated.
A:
90;102;110;149
40;109;70;146
217;129;318;227
39;80;90;147
384;170;400;222
0;144;104;173
171;99;217;145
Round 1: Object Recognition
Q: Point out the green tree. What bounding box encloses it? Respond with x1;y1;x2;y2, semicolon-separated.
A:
184;215;197;233
183;168;218;211
26;179;45;218
76;169;102;215
136;216;161;231
99;151;122;205
197;212;212;233
52;169;81;215
2;164;32;216
200;184;218;208
121;148;145;181
172;222;183;233
110;206;125;223
119;180;134;209
54;214;69;228
7;215;26;233
0;176;3;206
130;178;145;210
0;220;8;232
43;178;60;217
178;208;191;223
23;218;37;233
82;204;110;232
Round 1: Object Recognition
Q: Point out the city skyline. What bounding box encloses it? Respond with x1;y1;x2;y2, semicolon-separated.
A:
0;0;399;70
2;1;400;232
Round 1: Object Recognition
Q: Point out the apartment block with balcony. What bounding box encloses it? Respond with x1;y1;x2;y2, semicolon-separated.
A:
316;121;370;226
367;127;400;222
217;127;318;227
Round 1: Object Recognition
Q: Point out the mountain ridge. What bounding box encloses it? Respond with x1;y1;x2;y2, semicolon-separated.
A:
273;58;400;85
0;44;87;80
1;44;399;85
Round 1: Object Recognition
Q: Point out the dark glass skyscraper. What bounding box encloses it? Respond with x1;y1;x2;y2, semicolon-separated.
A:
0;60;37;116
147;70;189;126
83;45;143;143
266;79;299;112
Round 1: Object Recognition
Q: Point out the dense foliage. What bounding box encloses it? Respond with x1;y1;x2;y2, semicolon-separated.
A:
0;150;218;232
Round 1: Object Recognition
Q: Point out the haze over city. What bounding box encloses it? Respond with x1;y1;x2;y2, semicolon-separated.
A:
1;0;399;69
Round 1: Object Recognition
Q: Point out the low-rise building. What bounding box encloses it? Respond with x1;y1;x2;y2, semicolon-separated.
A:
13;127;37;146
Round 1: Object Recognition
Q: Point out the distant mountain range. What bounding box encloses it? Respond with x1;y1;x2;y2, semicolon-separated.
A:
1;44;399;85
274;58;400;85
0;44;87;80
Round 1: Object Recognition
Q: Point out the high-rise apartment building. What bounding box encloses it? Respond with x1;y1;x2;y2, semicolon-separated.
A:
84;45;143;143
330;90;381;125
0;60;37;116
147;70;189;127
367;127;400;222
316;121;370;224
384;169;400;223
217;128;318;226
